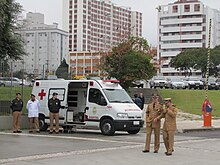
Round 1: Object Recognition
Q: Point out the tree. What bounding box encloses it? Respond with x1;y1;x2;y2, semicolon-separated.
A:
13;70;27;79
0;60;10;77
170;47;220;77
170;49;202;76
101;37;156;89
56;59;69;79
0;0;26;60
209;47;220;77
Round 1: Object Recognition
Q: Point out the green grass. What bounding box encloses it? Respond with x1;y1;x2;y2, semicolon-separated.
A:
159;89;220;117
1;87;219;117
0;87;32;114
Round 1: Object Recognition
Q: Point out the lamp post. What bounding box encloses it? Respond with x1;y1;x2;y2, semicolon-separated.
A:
89;50;93;75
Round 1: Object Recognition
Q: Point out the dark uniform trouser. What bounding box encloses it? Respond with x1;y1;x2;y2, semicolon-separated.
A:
49;112;59;132
12;111;21;131
145;126;160;151
163;128;175;154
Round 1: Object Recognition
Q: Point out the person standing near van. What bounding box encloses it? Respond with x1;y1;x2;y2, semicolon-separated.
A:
143;94;162;153
133;94;142;109
48;92;61;134
139;92;145;110
155;98;178;156
26;94;40;133
11;93;23;133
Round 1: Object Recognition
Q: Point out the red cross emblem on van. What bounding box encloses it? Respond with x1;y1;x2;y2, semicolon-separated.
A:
38;89;46;100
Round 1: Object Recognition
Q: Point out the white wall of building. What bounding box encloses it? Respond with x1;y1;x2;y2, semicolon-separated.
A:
15;13;68;77
63;0;142;52
157;0;220;76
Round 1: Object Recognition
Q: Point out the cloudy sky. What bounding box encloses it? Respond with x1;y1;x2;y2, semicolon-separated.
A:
16;0;220;46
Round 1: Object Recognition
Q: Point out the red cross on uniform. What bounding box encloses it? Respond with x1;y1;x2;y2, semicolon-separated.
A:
38;89;46;100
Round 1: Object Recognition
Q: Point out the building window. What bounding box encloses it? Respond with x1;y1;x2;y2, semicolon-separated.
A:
194;4;200;12
173;5;178;13
184;5;190;12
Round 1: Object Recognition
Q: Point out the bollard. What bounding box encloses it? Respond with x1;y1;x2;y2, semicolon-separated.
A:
202;99;212;127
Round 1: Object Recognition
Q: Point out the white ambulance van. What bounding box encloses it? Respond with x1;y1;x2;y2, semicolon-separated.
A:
32;79;144;135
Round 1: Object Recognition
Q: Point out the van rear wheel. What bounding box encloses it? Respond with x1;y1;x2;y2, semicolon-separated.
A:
39;115;48;131
127;129;140;134
100;119;115;136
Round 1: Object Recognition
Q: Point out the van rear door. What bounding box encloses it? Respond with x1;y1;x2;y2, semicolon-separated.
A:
66;81;88;124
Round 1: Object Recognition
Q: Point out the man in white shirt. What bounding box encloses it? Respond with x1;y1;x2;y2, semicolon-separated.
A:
26;94;40;133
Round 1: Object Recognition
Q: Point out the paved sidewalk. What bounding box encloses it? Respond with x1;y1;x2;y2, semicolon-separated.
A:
176;111;220;133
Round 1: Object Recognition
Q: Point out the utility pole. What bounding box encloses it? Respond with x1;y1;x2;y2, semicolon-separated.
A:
45;60;49;79
21;61;24;101
10;61;13;99
42;64;45;80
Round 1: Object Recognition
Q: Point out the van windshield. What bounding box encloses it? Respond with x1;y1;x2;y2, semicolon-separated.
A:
103;89;133;103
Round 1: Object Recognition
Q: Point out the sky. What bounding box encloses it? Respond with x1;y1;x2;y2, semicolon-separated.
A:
16;0;220;46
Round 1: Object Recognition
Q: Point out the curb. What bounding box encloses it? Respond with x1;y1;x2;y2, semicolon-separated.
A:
180;127;220;133
140;126;220;134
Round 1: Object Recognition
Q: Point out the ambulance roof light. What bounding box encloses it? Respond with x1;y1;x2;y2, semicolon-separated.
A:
102;80;120;83
90;81;94;86
36;82;40;86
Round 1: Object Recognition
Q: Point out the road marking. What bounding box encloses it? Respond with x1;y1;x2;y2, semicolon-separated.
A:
175;138;220;144
0;132;143;145
0;144;142;164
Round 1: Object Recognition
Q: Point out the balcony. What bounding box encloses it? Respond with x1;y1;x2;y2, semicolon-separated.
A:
160;67;180;73
161;34;202;41
161;26;203;33
160;51;181;57
161;42;203;49
161;17;203;25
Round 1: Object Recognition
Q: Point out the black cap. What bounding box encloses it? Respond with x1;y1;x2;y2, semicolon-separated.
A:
31;94;35;97
16;93;21;95
53;92;58;96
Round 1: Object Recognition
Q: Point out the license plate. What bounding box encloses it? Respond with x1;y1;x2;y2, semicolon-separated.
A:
133;121;139;125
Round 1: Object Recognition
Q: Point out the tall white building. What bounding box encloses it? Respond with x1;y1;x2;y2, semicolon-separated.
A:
15;12;68;77
157;0;220;76
63;0;142;52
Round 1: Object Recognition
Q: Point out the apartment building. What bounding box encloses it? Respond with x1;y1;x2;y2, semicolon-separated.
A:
69;50;110;78
15;12;68;77
157;0;220;76
63;0;142;52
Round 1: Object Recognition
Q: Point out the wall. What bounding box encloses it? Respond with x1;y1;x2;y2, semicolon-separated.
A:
0;116;29;130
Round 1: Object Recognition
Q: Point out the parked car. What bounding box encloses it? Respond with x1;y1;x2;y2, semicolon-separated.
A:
149;76;169;89
201;77;219;90
0;81;5;87
0;77;23;87
131;80;145;88
183;77;204;89
167;77;187;89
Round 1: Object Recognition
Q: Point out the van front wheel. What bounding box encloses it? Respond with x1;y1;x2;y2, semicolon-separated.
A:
39;115;48;131
127;129;140;134
100;119;115;136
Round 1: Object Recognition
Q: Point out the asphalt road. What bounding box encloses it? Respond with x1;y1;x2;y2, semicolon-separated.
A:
1;130;220;165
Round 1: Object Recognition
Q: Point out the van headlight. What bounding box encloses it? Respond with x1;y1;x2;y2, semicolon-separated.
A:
117;113;128;118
